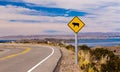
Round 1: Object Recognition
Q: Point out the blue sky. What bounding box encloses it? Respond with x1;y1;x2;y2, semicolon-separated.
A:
0;0;120;36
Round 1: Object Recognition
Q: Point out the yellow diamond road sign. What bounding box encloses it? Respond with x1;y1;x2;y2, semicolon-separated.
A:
68;16;85;33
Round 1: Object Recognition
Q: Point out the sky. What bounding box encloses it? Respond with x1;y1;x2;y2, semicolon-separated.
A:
0;0;120;36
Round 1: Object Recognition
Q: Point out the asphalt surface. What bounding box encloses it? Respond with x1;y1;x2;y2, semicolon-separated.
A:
0;44;61;72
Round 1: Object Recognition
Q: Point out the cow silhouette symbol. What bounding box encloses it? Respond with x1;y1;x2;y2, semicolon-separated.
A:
72;22;79;27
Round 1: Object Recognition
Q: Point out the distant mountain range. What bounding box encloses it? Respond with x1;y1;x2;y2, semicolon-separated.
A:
0;32;120;40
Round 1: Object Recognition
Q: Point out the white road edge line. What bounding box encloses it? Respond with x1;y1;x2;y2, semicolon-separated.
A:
27;47;55;72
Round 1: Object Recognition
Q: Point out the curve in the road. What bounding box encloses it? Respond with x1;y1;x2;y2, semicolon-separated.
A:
0;47;31;60
27;47;54;72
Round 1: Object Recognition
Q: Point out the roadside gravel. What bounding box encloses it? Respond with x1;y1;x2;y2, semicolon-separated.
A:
58;47;81;72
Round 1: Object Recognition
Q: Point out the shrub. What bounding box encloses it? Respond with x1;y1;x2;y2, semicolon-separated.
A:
101;56;120;72
78;46;120;72
78;45;91;50
65;45;75;52
92;48;120;72
92;48;114;60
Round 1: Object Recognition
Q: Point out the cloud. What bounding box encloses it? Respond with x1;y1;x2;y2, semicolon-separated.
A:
43;30;60;33
0;0;120;36
23;0;99;10
0;1;88;17
0;20;70;36
22;0;120;10
0;5;72;23
9;20;41;23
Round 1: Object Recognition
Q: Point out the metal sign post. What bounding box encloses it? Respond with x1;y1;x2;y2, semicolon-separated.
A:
68;16;85;64
75;33;78;64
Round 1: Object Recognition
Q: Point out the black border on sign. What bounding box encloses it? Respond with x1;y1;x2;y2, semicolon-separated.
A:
67;16;85;34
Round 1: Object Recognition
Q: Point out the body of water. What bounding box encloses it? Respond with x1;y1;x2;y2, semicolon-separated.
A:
0;40;15;43
69;38;120;47
1;38;120;47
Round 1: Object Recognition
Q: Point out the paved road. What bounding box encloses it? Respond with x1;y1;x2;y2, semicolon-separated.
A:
0;44;61;72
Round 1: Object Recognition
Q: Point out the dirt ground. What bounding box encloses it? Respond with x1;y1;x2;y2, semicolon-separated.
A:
58;47;81;72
